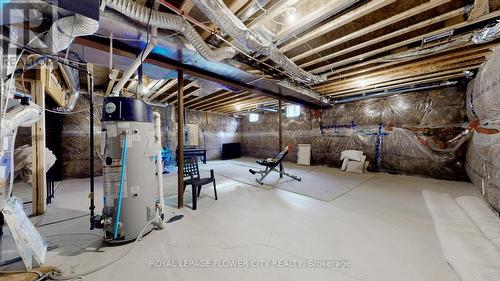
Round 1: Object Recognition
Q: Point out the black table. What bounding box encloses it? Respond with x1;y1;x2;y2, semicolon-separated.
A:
183;148;207;164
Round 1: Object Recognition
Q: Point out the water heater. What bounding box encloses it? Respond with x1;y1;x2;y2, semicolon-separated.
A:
98;97;162;242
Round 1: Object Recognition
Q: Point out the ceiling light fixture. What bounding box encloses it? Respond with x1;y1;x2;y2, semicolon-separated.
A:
286;7;296;22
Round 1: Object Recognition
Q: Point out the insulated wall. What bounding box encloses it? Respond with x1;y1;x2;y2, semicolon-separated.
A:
58;101;240;179
241;86;468;180
161;106;241;161
465;47;500;211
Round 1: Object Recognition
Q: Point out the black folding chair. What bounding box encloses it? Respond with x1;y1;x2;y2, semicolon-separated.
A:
182;158;217;210
249;145;301;185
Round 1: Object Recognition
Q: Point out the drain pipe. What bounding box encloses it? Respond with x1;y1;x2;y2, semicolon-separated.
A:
112;28;157;96
153;111;165;226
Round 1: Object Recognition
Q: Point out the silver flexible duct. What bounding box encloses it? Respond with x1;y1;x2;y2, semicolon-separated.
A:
104;0;236;61
472;20;500;44
191;0;327;84
56;64;81;112
42;14;99;53
1;103;42;138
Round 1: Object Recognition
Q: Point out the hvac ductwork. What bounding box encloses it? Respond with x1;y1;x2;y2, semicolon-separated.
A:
56;64;81;112
472;20;500;44
42;14;99;53
1;103;42;138
103;0;236;62
191;0;327;85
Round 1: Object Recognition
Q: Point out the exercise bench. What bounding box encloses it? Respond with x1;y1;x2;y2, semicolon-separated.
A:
249;145;302;185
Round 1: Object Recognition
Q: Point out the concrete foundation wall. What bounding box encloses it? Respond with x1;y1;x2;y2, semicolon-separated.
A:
241;86;468;180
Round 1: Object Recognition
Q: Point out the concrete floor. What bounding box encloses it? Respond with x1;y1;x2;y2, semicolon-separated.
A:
0;158;481;281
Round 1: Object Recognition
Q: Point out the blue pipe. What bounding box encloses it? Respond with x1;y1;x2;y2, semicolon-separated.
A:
114;135;129;239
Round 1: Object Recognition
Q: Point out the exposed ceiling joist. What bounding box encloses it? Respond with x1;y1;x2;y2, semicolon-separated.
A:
329;73;469;99
293;0;454;63
189;92;250;109
279;0;397;53
312;10;500;74
274;0;359;46
322;49;491;90
328;64;482;97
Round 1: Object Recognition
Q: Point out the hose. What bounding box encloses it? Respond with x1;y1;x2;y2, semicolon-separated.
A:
104;0;236;62
47;221;155;280
113;134;128;239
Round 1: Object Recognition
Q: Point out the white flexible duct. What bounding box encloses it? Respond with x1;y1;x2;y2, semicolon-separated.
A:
104;0;236;62
42;14;99;53
1;103;42;138
191;0;327;84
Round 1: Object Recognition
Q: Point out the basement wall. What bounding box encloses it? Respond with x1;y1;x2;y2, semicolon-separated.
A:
59;99;240;179
241;86;468;180
465;47;500;211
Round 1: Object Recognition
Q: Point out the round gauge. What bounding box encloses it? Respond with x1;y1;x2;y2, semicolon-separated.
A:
105;102;116;114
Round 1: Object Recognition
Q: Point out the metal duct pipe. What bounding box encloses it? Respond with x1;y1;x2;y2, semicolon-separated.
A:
191;0;327;84
331;81;458;104
143;98;169;108
1;103;42;138
256;105;278;113
41;14;99;53
103;0;236;62
56;64;81;111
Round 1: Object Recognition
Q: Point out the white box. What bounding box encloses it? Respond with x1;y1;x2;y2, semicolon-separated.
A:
297;144;311;166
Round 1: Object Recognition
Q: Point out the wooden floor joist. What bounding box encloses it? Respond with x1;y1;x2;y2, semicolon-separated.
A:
292;0;452;62
312;10;500;74
189;92;249;109
326;64;482;97
329;72;469;98
279;0;397;53
184;90;233;107
318;51;489;93
301;6;467;69
197;94;261;111
148;79;176;100
317;42;496;84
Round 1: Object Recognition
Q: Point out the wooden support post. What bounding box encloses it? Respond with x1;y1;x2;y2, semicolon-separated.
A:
177;70;184;209
278;99;283;178
31;70;47;215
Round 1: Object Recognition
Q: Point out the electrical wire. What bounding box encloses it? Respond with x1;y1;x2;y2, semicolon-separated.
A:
47;221;155;280
44;105;103;115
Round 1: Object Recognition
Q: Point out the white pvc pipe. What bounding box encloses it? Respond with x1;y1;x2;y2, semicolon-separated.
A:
153;111;165;221
111;40;156;96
